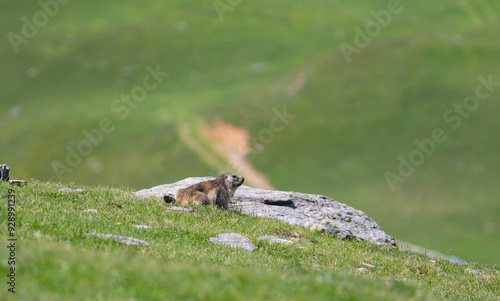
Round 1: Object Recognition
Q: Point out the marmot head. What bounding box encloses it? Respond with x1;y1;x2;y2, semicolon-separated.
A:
219;173;245;190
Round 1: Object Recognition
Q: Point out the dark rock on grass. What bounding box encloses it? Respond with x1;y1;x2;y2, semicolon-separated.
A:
136;177;396;247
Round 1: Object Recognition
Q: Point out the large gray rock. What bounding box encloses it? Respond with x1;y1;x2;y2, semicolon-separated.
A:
136;177;396;247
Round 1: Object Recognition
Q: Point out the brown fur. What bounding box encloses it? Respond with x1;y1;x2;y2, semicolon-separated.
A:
164;173;244;210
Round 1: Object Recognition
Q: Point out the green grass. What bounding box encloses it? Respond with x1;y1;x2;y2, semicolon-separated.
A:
0;0;499;265
1;180;499;300
214;29;500;265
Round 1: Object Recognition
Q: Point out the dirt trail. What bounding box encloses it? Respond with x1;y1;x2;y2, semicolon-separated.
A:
201;121;274;190
178;124;225;172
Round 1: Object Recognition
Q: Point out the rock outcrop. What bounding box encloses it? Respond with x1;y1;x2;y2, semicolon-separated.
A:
136;177;396;247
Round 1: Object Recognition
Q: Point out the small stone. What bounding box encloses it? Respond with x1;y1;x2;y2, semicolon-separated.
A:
209;233;256;251
355;268;368;272
467;269;485;275
361;263;383;269
134;225;152;229
83;209;98;213
9;179;27;186
85;233;150;247
59;188;84;193
257;235;303;248
166;206;191;213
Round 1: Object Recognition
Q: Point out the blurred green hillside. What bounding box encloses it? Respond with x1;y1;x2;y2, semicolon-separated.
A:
1;0;499;264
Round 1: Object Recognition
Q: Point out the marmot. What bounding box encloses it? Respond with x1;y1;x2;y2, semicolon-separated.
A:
163;173;244;210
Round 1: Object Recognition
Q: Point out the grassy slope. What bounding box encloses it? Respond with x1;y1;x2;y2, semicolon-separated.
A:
215;29;500;264
0;0;499;264
1;180;499;300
